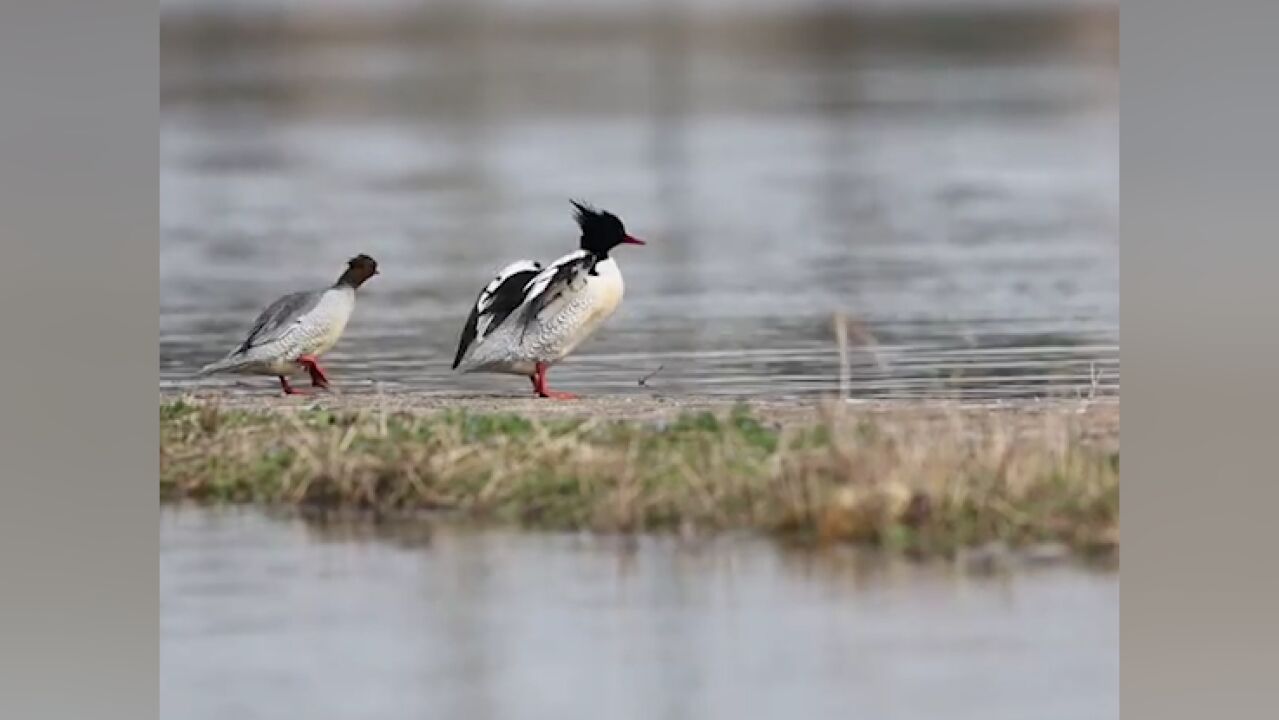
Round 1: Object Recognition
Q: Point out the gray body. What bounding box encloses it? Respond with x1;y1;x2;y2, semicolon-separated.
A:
199;285;358;377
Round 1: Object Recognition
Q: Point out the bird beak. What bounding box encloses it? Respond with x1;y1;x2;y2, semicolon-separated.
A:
622;235;646;245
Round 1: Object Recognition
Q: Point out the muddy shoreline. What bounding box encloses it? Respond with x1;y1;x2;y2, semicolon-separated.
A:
162;390;1119;448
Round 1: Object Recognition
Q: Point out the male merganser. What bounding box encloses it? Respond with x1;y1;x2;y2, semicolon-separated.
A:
199;254;379;395
452;201;645;398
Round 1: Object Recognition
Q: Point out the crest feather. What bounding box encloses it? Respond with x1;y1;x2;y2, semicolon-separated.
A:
571;199;605;228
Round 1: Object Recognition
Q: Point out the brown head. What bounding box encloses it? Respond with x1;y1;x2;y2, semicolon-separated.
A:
336;254;379;289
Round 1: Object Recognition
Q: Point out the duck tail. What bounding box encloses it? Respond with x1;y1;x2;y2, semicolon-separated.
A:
197;356;238;376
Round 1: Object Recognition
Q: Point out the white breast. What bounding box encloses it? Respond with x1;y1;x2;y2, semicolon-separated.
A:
297;287;356;356
584;257;625;324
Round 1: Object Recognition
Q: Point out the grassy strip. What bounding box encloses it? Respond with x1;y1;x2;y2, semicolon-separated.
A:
160;400;1118;558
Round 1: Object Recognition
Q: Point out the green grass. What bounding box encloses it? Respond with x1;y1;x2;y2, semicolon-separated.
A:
160;399;1118;558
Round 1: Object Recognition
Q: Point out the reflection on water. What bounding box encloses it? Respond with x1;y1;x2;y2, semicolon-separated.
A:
161;507;1118;720
161;0;1118;399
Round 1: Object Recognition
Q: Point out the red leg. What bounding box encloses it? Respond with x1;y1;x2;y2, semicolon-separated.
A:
279;376;311;395
533;362;578;400
297;355;331;389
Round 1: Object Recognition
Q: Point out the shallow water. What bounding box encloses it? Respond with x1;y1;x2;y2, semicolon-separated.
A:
160;507;1118;720
160;1;1118;399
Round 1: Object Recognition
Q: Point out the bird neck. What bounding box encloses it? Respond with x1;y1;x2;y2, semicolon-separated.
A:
335;269;367;289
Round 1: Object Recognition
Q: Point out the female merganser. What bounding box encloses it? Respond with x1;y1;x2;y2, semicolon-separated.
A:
452;201;645;398
199;254;379;395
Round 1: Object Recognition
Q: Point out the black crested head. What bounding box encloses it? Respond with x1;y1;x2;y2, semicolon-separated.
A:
572;200;645;257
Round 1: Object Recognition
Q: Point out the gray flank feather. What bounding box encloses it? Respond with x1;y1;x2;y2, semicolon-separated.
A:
452;263;542;369
235;289;324;354
198;289;324;375
519;252;595;339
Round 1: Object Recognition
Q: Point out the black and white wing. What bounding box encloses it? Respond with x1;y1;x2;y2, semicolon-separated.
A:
452;260;543;368
234;289;324;355
517;250;597;335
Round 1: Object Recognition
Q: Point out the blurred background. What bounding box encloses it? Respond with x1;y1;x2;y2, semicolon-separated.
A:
160;0;1118;400
161;3;1119;719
